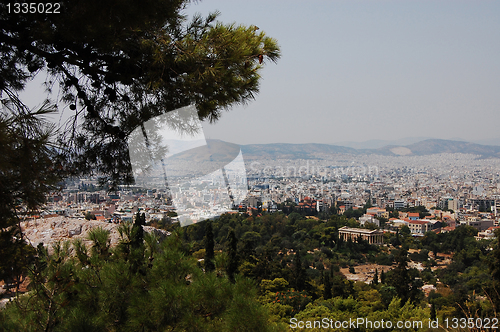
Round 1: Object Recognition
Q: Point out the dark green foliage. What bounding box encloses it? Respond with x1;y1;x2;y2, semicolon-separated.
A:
379;285;397;307
273;289;311;312
0;226;35;290
343;208;364;220
0;227;283;332
409;249;429;262
390;205;429;216
181;213;381;300
386;249;423;305
430;303;436;320
421;231;439;256
375;252;394;266
400;225;411;237
489;229;500;311
390;230;401;247
293;250;307;292
388;249;411;304
377;217;388;229
439;225;478;254
372;268;379;285
131;212;146;248
226;230;239;283
322;270;332;300
0;102;62;288
204;221;215;273
165;211;500;322
436;226;489;298
151;212;499;321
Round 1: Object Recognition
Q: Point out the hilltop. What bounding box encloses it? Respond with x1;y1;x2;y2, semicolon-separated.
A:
166;138;500;161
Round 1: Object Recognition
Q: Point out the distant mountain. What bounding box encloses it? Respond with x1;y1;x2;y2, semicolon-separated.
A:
241;139;500;159
334;137;432;149
471;138;500;146
163;139;206;157
240;143;358;159
444;137;500;146
163;138;500;161
402;139;500;157
167;139;240;163
165;139;241;175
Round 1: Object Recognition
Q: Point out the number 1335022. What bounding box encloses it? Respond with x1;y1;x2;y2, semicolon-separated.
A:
6;3;61;14
443;317;498;329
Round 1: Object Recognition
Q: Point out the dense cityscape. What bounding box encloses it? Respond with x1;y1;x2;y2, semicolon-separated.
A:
43;151;500;239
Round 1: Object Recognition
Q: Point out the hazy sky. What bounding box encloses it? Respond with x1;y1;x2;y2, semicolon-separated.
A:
188;0;500;145
21;1;500;145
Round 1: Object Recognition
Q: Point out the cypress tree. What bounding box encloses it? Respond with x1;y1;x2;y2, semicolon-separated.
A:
131;211;145;249
391;249;411;304
204;221;215;272
392;230;401;247
226;230;238;283
323;270;332;300
430;303;436;320
294;250;307;291
373;268;379;285
128;212;146;273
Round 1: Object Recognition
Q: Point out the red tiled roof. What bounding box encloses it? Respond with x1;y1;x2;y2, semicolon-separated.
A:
409;220;429;225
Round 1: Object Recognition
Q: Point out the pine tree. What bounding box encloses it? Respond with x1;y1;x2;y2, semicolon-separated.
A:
0;102;61;289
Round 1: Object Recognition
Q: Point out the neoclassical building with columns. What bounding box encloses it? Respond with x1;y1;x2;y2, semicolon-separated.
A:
338;226;384;245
